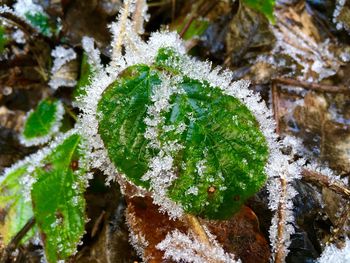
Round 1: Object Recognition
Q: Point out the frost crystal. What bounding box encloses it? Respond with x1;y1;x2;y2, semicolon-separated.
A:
156;230;241;263
12;29;26;44
81;37;102;71
317;238;350;263
333;0;347;31
14;0;44;17
49;46;77;90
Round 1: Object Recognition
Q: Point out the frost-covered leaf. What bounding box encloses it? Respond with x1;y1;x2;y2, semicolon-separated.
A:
98;48;269;219
242;0;275;23
74;53;94;99
31;133;87;262
24;11;52;37
14;0;55;37
21;99;64;146
0;163;35;245
49;46;78;90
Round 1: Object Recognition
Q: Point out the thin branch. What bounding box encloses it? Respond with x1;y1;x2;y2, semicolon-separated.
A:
301;169;350;199
0;11;54;48
275;177;287;263
185;214;210;245
1;217;36;262
273;77;350;94
113;0;132;58
132;0;147;34
271;81;281;134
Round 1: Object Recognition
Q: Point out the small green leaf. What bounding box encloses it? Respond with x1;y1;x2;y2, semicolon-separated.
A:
175;17;209;40
74;53;94;99
25;11;53;37
0;24;8;54
21;99;64;146
242;0;276;23
98;48;269;219
31;133;87;262
0;164;35;244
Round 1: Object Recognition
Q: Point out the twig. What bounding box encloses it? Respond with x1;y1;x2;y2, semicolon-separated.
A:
271;81;280;134
301;169;350;199
132;0;147;34
273;77;350;94
1;217;36;262
113;0;132;58
275;177;287;263
185;214;210;245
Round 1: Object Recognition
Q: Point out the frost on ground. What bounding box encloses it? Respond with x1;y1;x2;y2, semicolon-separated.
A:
156;230;241;263
317;238;350;263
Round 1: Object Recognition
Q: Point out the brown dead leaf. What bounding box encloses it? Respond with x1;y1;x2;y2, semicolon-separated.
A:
126;196;270;263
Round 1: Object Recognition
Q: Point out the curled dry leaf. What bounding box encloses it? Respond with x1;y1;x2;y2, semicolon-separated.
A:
125;196;270;263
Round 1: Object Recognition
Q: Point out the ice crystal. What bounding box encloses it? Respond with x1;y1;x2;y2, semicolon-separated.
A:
81;37;102;71
12;29;25;44
14;0;43;18
260;24;341;81
156;230;241;263
49;46;77;90
318;238;350;263
333;0;347;31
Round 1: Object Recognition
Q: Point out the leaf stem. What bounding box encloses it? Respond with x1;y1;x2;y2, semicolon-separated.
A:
301;169;350;199
185;214;210;245
1;217;36;262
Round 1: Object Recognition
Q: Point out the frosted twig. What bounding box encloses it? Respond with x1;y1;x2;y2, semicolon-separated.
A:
274;77;350;94
275;177;287;263
301;169;350;199
132;0;148;34
113;0;132;58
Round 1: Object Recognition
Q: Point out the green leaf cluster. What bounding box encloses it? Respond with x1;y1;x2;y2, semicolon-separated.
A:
31;134;87;262
0;133;87;262
97;48;269;219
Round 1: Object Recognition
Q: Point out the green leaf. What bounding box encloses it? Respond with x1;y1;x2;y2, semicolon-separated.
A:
0;164;35;244
25;11;52;37
242;0;275;23
21;99;64;146
175;17;210;40
74;53;94;99
98;48;269;219
31;133;87;262
0;24;8;54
